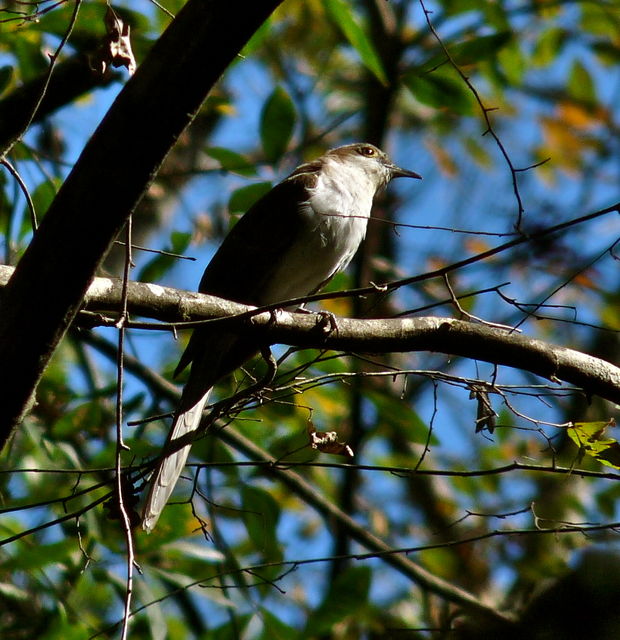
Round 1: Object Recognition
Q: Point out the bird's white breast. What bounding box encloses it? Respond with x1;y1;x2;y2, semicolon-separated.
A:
258;159;378;304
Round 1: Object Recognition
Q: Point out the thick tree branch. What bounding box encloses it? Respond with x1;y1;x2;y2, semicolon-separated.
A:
218;428;516;626
2;265;618;406
0;0;282;444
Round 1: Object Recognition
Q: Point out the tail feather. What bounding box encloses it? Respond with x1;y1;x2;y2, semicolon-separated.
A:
141;331;255;532
141;389;211;532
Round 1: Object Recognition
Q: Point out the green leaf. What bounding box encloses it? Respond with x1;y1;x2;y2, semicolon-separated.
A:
0;66;13;97
580;3;619;38
443;0;482;16
532;27;568;67
212;616;252;640
136;230;192;283
257;608;301;640
52;401;107;439
403;69;473;114
21;178;61;234
569;60;596;103
592;40;620;66
495;40;525;85
420;31;512;70
205;147;256;177
228;182;272;213
463;135;492;168
324;0;387;85
0;539;77;571
13;36;47;82
241;484;281;558
260;86;296;163
567;419;620;469
450;31;512;64
367;390;438;445
240;17;272;57
305;566;371;634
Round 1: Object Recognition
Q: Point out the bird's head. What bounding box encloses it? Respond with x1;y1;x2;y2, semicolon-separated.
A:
325;143;422;190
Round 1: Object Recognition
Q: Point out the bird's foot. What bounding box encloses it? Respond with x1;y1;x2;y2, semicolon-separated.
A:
293;307;337;335
314;310;338;335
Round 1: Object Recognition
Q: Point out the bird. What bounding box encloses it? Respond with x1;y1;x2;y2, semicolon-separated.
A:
141;142;422;531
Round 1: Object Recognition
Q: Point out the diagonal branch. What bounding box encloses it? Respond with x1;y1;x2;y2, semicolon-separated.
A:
0;0;282;445
78;336;515;627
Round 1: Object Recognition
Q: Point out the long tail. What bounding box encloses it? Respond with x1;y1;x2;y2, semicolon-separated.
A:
141;388;211;532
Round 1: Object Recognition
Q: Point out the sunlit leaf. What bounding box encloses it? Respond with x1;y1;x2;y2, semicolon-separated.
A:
569;60;596;103
463;135;493;167
0;582;29;601
324;0;387;85
532;27;568;67
539;116;594;171
20;178;61;236
496;39;525;85
308;423;354;457
567;419;620;469
557;102;602;130
91;6;137;75
426;138;459;176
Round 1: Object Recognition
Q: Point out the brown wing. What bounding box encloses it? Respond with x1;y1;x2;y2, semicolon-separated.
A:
175;163;321;377
198;168;319;303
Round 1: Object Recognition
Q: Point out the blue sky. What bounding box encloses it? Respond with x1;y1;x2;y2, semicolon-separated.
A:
3;1;620;631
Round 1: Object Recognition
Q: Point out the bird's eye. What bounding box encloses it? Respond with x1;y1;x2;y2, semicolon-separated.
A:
359;145;376;157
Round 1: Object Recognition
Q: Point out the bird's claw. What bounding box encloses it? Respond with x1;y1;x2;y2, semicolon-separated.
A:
314;310;338;335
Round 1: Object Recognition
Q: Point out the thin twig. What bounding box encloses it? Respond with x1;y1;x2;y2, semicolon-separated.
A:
417;0;527;228
442;273;518;331
1;0;81;157
0;158;38;229
115;218;135;640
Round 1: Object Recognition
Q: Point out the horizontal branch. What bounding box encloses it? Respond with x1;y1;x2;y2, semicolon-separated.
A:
2;265;618;405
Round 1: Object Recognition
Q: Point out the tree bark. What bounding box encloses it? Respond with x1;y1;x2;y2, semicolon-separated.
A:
2;266;618;407
0;0;282;445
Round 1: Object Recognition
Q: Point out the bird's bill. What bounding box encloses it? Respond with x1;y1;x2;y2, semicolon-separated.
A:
389;164;422;180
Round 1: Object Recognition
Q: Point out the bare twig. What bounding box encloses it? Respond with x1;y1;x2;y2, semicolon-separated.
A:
417;0;527;228
115;218;135;640
0;158;38;230
1;0;81;157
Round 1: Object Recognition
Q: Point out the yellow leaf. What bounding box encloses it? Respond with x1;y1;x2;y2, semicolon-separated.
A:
425;139;458;177
567;419;620;469
557;102;599;130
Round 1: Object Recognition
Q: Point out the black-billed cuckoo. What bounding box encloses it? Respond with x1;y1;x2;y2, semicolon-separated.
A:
141;142;421;531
